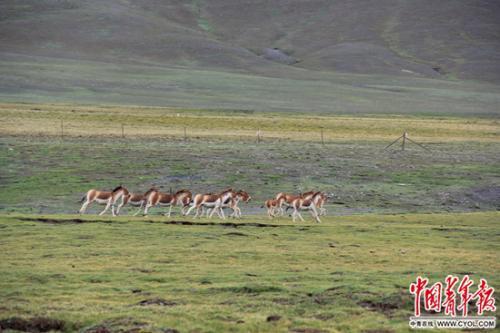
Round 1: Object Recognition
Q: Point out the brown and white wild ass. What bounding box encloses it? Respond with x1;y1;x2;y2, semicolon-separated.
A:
79;185;129;216
116;187;157;216
228;190;251;218
299;190;328;216
275;192;302;216
276;190;330;216
185;189;235;219
205;190;250;218
263;199;279;218
291;191;322;223
315;192;329;216
174;189;193;215
144;188;193;216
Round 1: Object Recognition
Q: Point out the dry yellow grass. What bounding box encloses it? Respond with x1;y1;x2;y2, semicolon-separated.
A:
0;103;498;142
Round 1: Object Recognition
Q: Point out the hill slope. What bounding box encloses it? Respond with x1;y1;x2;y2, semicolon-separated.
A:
1;1;500;115
1;0;500;81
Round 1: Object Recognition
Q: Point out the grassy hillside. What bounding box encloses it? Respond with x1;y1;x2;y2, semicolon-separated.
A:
0;212;498;332
1;1;500;112
1;56;499;116
1;0;499;82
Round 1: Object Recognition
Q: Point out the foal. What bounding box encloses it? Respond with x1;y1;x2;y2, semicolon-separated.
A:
263;199;279;218
228;190;251;218
174;189;193;216
79;185;129;216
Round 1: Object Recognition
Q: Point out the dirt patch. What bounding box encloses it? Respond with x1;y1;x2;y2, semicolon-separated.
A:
0;317;66;332
463;186;500;207
362;329;395;333
19;217;88;224
442;186;500;210
162;329;180;333
84;326;111;333
82;317;148;333
266;315;282;322
224;232;249;237
358;299;402;316
20;217;284;228
308;286;347;305
215;285;284;294
160;220;281;228
136;298;177;306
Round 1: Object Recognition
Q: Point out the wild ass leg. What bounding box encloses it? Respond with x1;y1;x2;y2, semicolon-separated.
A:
185;204;196;216
133;202;144;216
208;206;218;218
115;198;125;216
310;205;321;223
99;199;112;216
193;205;203;218
278;202;285;216
165;204;173;217
209;203;224;219
319;207;327;216
79;199;91;214
294;208;305;222
218;206;225;219
144;202;154;216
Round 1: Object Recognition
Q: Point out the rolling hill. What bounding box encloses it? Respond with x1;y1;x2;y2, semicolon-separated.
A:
0;0;499;114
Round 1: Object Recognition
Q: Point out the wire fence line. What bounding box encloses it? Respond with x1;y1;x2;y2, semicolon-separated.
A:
2;118;336;144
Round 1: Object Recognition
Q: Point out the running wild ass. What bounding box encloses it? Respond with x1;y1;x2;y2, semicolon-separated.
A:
291;191;323;223
79;185;129;216
144;188;193;216
228;190;251;218
263;199;279;218
115;187;157;216
185;189;235;219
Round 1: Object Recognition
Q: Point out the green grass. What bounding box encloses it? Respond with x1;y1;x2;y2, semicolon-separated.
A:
1;135;499;215
0;212;498;332
1;103;499;142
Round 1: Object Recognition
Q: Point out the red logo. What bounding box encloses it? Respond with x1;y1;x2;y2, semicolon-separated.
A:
410;275;496;317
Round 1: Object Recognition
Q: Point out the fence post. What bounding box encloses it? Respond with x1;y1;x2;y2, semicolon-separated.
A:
184;126;187;141
121;124;125;138
321;128;324;145
60;120;64;139
257;129;261;143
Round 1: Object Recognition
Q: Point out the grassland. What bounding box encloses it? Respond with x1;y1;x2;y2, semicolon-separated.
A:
0;102;499;332
0;103;499;142
1;132;499;216
0;212;498;333
0;102;499;216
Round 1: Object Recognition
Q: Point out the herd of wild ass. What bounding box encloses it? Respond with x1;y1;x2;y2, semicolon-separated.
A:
79;186;330;223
